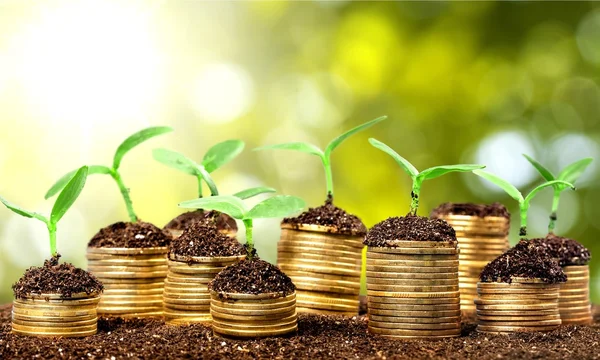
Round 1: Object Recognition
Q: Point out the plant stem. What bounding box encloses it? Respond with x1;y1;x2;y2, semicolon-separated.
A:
548;189;561;234
519;203;528;238
196;176;203;198
111;170;137;222
196;166;218;196
322;156;334;198
47;222;57;256
243;218;254;259
409;181;421;216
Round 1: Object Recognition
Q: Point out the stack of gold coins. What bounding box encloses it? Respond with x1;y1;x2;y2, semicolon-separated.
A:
366;241;461;340
277;224;362;316
476;278;561;333
12;292;100;337
433;215;509;310
210;291;297;338
164;254;245;324
559;265;593;324
87;247;168;317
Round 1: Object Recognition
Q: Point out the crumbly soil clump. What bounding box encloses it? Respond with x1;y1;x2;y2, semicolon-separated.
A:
12;255;103;299
532;235;591;266
431;202;510;219
164;210;238;233
480;240;567;284
364;216;456;246
169;221;244;258
282;195;367;236
88;221;171;248
209;258;295;296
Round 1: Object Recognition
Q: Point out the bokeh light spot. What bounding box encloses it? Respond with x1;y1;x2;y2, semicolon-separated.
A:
478;64;533;121
550;133;600;186
577;9;600;66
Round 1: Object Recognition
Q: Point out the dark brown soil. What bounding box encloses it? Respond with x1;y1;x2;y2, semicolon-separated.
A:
480;240;567;284
209;258;295;296
364;216;456;246
88;221;171;248
0;305;598;359
169;221;245;259
431;202;510;219
164;210;238;233
282;195;367;236
12;255;103;299
532;234;591;266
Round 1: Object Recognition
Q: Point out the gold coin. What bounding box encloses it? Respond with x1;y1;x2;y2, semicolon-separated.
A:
475;298;558;305
366;259;459;267
166;317;212;324
98;306;162;314
476;303;558;311
210;291;293;301
368;326;460;337
102;288;164;296
14;297;100;306
87;247;168;255
366;252;458;261
166;275;214;284
100;280;164;288
163;296;211;305
368;241;457;249
211;298;295;310
289;276;359;288
477;325;558;333
293;282;359;295
11;323;97;333
164;303;210;311
12;302;98;312
478;319;562;327
367;290;460;298
563;265;589;272
561;318;593;325
295;301;357;312
367;246;458;255
211;293;296;305
11;312;97;323
369;296;460;305
477;314;560;321
367;277;457;286
284;270;358;282
368;314;460;324
366;271;458;280
166;266;225;275
100;299;163;307
367;284;459;292
212;324;297;338
11;308;96;318
163;286;209;294
558;300;590;307
210;309;295;321
212;316;297;329
456;243;507;250
368;308;461;317
368;320;459;330
366;265;459;274
476;309;558;316
278;239;363;252
86;257;166;266
88;264;168;272
11;317;97;327
296;307;356;316
477;294;558;300
277;245;361;259
278;251;361;264
11;328;96;337
168;253;244;263
278;257;360;270
89;271;166;279
477;288;558;295
279;263;360;277
368;302;460;311
296;291;357;303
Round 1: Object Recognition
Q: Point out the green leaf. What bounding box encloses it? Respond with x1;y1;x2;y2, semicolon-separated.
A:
233;187;276;200
179;195;246;219
202;140;245;173
50;166;88;225
44;165;111;199
558;158;593;185
113;126;173;169
254;142;324;158
246;195;305;219
524;180;574;205
418;164;485;181
324;116;387;158
523;154;555;182
152;148;199;176
473;170;524;203
0;196;47;222
368;138;418;179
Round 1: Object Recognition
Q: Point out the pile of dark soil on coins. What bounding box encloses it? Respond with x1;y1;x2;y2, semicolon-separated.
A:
282;194;367;236
363;216;456;246
164;210;238;233
209;258;295;296
169;221;244;258
480;240;567;284
88;221;171;248
12;255;103;299
0;305;598;359
430;202;510;219
532;235;591;266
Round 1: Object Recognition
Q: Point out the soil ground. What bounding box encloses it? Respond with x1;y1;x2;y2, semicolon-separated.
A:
0;304;598;359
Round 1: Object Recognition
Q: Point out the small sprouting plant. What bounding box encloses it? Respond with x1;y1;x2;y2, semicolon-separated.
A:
369;138;485;216
45;127;173;222
254;116;387;200
473;169;574;237
153;140;244;198
523;155;593;234
0;166;88;256
179;193;305;258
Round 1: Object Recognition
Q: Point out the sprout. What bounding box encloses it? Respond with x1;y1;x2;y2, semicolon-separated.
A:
45;127;173;222
473;170;575;237
369;138;485;216
179;193;305;258
0;166;88;256
254;116;387;199
523;155;593;234
153;140;244;198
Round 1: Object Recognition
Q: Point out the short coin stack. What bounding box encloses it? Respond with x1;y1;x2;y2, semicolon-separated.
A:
366;241;461;340
210;292;298;338
433;214;509;311
164;254;245;324
476;279;561;333
278;224;362;316
559;265;593;324
87;247;168;317
12;293;101;337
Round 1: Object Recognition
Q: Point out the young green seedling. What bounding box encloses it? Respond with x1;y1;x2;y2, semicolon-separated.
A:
254;116;387;199
153;140;244;198
0;166;88;256
45;126;173;222
473;169;575;237
369;138;485;216
523;155;593;234
179;193;305;258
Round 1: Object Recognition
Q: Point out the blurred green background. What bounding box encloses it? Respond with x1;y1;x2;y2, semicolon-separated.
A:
1;1;599;304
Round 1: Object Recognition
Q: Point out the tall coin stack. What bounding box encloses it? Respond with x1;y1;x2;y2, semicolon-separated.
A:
87;247;168;317
278;224;362;316
163;254;245;324
12;293;101;337
559;265;593;324
433;214;509;311
366;241;461;340
476;279;561;333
